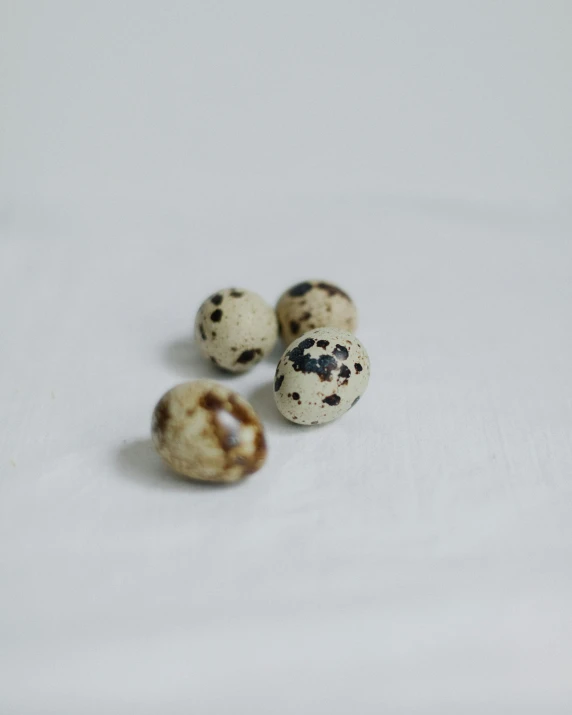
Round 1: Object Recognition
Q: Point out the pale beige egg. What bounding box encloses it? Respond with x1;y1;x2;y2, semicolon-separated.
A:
274;328;370;425
195;288;278;373
276;280;358;345
152;380;267;482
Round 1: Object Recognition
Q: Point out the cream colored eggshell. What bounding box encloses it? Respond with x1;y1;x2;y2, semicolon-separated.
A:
276;280;358;345
152;380;267;482
273;328;370;425
195;288;278;373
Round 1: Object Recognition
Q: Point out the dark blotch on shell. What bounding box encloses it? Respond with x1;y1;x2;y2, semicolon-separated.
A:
292;392;300;400
354;363;363;373
211;309;223;322
339;364;351;380
289;320;300;335
228;395;256;426
298;337;315;350
211;293;223;306
200;392;224;411
199;324;207;340
274;374;284;392
317;339;329;349
244;429;267;475
286;343;338;382
323;394;341;406
152;397;171;437
236;348;262;364
333;344;349;360
289;282;313;297
351;396;360;408
230;290;244;298
316;282;351;301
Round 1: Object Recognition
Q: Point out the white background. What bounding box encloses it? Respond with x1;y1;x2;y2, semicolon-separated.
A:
1;2;571;712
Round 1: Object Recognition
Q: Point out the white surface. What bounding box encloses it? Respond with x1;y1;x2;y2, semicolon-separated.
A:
1;2;572;712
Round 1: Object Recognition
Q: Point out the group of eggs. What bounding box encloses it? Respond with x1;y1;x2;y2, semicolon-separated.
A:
152;280;371;483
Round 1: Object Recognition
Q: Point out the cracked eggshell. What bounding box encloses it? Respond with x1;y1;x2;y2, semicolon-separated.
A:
276;280;358;345
152;380;267;483
273;327;370;425
194;288;278;373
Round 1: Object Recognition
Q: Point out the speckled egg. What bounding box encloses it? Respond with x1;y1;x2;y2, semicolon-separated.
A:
152;380;267;482
273;328;370;425
195;288;278;373
276;280;358;345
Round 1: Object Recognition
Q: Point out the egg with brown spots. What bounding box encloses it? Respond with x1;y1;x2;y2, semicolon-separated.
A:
273;327;370;425
194;288;278;373
152;380;267;482
276;280;358;345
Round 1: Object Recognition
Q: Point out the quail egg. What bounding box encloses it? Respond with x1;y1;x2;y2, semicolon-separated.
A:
195;288;278;373
276;280;358;345
152;380;267;482
274;327;370;425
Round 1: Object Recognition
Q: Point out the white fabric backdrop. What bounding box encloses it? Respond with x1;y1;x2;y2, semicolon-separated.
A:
1;2;571;712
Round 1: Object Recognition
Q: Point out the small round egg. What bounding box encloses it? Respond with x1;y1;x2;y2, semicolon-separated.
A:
273;327;370;425
152;380;267;483
195;288;278;373
276;280;358;345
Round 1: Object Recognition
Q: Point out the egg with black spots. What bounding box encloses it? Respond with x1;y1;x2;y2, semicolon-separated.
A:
194;288;278;373
276;280;358;345
273;328;370;425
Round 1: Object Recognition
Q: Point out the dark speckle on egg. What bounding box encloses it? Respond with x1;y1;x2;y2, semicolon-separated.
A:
236;348;262;364
299;337;315;350
323;394;341;406
333;344;349;360
339;364;351;380
286;342;338;381
316;282;351;300
289;282;313;297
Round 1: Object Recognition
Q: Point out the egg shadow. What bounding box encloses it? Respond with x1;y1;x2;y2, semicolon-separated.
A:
248;381;304;433
116;438;238;491
265;338;285;365
163;338;237;380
